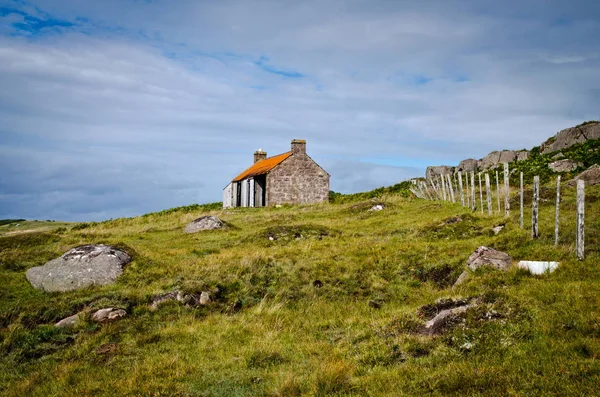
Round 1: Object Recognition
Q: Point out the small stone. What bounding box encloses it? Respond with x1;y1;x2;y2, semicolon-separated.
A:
419;305;471;336
492;225;505;235
92;308;127;323
199;291;211;305
55;313;82;328
369;204;385;211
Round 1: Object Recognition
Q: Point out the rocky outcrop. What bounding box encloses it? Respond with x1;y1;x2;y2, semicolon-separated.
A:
426;165;454;180
184;216;224;233
548;159;582;173
516;150;530;161
26;245;131;292
541;122;600;154
478;150;518;170
457;159;478;173
567;164;600;187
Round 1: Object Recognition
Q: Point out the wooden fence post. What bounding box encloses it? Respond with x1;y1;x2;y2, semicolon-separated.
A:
471;171;476;212
520;172;524;229
446;174;455;203
577;180;585;260
441;175;447;201
532;176;539;239
496;170;501;213
478;173;484;213
485;173;492;215
458;171;465;206
504;163;510;216
465;172;470;208
555;175;561;246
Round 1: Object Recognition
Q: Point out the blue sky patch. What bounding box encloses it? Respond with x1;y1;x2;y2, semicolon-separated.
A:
254;55;305;78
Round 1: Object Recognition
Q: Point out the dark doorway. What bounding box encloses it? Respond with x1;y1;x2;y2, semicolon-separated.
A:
254;175;266;207
235;181;242;207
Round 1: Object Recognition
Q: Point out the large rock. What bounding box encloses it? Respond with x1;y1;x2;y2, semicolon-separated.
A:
467;246;512;271
457;158;478;172
455;246;512;286
478;150;517;170
541;122;600;154
184;216;224;233
567;164;600;187
426;165;454;180
548;159;582;173
25;245;131;292
516;150;530;161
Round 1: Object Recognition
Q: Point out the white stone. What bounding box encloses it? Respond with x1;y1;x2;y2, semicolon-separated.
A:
517;261;559;275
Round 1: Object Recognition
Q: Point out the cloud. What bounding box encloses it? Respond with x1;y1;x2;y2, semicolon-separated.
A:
0;0;599;221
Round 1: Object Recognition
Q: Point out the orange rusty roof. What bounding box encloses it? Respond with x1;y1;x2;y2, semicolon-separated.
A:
232;152;292;182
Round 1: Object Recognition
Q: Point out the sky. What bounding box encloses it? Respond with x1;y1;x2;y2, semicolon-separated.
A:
1;0;599;221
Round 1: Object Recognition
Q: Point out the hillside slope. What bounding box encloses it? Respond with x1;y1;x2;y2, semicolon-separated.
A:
1;184;600;396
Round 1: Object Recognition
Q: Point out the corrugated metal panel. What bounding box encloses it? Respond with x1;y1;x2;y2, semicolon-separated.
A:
241;180;248;207
249;178;255;207
223;183;233;208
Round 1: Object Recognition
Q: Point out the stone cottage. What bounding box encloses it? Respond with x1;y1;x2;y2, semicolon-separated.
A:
223;139;330;208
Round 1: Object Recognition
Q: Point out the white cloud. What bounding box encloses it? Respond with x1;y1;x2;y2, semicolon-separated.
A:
1;0;600;220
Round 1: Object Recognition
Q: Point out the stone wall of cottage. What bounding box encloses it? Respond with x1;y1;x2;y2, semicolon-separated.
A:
266;153;329;205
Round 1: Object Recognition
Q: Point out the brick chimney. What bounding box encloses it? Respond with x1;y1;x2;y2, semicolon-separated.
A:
254;149;267;163
291;139;306;155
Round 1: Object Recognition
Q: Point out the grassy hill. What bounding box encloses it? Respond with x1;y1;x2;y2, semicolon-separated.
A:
1;182;600;396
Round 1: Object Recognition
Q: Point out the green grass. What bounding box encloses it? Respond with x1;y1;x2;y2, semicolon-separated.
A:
1;183;600;396
0;220;73;237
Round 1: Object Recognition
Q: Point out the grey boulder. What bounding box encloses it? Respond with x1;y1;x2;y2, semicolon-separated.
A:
467;246;512;271
454;246;512;286
184;216;224;233
26;245;131;292
567;164;600;187
457;158;478;172
55;313;83;328
548;159;582;173
426;165;454;180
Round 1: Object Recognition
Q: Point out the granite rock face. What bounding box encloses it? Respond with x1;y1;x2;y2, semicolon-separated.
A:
26;245;131;292
516;150;530;161
548;159;582;173
426;165;454;180
184;216;224;233
541;122;600;154
567;164;600;187
478;150;518;170
457;159;478;173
